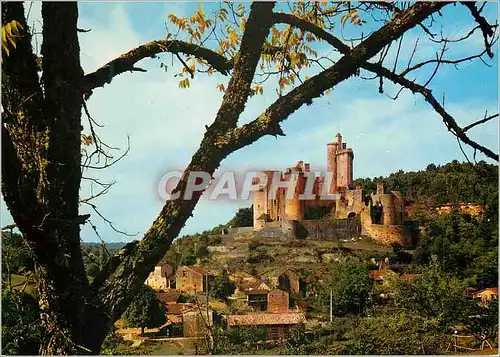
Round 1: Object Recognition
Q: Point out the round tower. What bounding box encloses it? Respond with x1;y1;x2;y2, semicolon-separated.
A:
284;168;305;220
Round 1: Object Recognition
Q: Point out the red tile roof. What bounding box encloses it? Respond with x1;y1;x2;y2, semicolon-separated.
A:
157;291;181;303
185;266;212;276
475;287;498;296
166;302;197;315
227;313;306;327
369;270;384;281
246;289;270;295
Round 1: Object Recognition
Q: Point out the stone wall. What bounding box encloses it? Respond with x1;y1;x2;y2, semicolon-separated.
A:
362;224;407;246
268;289;289;313
256;218;361;241
227;227;253;234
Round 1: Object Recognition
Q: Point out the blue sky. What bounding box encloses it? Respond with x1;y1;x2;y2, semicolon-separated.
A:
1;2;498;242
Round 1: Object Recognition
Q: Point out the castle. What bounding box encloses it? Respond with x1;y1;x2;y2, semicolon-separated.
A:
253;133;411;246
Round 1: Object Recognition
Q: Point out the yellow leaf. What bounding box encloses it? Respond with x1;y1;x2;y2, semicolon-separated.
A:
216;83;225;92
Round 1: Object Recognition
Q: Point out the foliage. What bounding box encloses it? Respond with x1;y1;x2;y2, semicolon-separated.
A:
1;288;44;355
354;161;498;209
217;326;269;354
209;269;236;301
414;211;498;286
463;298;499;343
317;260;373;315
1;232;33;281
386;257;474;331
246;247;274;264
1;20;23;57
122;285;166;336
227;207;253;228
81;243;116;282
278;310;448;355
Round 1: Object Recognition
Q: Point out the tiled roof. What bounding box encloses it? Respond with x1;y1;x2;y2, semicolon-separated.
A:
157;291;181;303
166;314;183;324
475;287;498;296
369;270;384;281
165;302;197;315
246;289;270;295
185;266;212;276
268;289;288;296
227;313;306;327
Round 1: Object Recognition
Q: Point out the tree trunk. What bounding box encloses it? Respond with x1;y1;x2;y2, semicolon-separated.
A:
2;3;107;354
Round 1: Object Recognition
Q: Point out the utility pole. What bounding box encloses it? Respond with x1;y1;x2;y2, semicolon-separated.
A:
329;288;333;323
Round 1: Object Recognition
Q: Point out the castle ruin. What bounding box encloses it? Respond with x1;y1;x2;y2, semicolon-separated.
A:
252;133;411;246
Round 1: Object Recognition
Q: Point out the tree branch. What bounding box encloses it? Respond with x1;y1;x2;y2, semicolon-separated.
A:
230;2;450;150
83;39;233;96
461;1;495;58
360;63;498;161
93;2;277;325
462;113;498;133
270;6;498;161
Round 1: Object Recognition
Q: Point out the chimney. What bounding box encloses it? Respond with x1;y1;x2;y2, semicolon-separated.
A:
342;143;347;149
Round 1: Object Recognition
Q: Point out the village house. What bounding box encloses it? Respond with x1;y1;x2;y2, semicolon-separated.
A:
247;289;269;311
267;289;289;313
145;262;175;290
436;202;484;216
176;266;214;293
227;288;304;343
276;269;301;295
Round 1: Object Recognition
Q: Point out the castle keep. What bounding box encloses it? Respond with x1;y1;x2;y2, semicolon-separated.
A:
253;133;411;246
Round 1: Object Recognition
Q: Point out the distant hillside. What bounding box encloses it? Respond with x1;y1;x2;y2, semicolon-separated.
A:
354;160;498;209
81;242;126;250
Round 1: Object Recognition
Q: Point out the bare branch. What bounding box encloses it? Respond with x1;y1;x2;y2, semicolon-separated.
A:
462;113;499;132
83;39;233;96
360;63;499;161
461;1;496;58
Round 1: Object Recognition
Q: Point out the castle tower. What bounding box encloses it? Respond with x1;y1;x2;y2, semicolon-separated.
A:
283;164;305;220
326;135;340;194
335;134;354;189
327;132;354;192
253;170;275;230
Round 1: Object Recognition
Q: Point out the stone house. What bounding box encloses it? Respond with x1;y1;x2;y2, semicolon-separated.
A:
276;269;300;295
247;289;269;311
145;262;175;290
176;266;213;293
